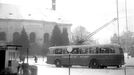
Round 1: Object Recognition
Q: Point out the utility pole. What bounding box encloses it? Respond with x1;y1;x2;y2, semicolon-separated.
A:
67;47;72;75
125;0;128;32
125;0;129;54
116;0;120;45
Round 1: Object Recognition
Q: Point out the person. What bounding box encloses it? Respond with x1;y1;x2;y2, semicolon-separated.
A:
19;56;25;63
34;56;38;63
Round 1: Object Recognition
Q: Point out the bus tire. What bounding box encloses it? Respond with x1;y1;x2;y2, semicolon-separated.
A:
89;59;99;68
63;65;72;67
100;65;107;69
63;65;68;67
117;65;121;68
55;60;61;67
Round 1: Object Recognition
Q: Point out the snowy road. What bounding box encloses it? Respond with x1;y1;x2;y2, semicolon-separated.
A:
37;65;124;75
25;57;134;75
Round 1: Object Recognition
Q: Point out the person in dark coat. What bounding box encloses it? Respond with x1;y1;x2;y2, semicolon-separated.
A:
34;56;38;63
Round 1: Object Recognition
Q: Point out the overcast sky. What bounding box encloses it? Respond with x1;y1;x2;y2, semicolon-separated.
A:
1;0;134;44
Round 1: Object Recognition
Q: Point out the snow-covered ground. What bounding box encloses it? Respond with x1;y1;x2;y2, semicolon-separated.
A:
24;57;134;75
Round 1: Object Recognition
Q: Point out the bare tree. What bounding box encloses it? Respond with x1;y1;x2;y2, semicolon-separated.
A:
111;31;134;56
71;26;96;45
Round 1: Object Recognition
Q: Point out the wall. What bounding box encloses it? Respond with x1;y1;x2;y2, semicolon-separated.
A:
0;19;72;46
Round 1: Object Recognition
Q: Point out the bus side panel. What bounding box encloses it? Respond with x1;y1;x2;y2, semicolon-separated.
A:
61;54;81;66
47;54;62;65
46;55;56;64
61;54;70;65
86;54;119;66
97;55;115;66
75;54;107;66
78;54;108;66
111;54;124;65
79;54;90;66
90;55;107;66
97;54;124;66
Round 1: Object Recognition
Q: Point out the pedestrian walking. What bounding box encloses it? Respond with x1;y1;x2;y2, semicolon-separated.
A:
34;56;38;63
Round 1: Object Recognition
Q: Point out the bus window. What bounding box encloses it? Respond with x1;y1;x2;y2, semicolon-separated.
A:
96;47;100;53
100;48;105;53
119;48;123;54
80;48;88;54
102;48;109;53
85;48;89;53
112;48;115;53
63;49;69;54
88;47;92;53
105;48;109;53
90;47;96;54
109;48;115;53
50;49;55;54
72;48;79;54
99;47;113;53
55;49;62;54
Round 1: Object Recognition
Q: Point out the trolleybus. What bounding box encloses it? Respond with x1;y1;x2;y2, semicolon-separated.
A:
46;44;125;68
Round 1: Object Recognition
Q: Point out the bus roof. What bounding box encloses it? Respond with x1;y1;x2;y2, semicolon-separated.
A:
49;44;121;49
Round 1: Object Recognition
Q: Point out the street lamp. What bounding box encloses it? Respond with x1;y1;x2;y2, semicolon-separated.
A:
67;46;72;75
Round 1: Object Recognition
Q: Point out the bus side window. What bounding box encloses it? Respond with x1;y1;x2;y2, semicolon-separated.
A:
109;48;115;53
63;49;69;54
111;48;115;53
119;48;123;54
55;49;62;54
90;47;95;54
103;48;109;53
80;48;88;54
72;48;79;54
100;48;105;53
96;47;100;53
88;47;92;53
105;49;109;53
85;48;89;54
101;48;109;53
87;48;91;54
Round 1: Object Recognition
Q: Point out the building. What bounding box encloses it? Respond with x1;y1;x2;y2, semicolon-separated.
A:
0;3;72;55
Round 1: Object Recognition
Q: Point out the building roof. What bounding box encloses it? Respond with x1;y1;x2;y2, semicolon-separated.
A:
0;3;71;24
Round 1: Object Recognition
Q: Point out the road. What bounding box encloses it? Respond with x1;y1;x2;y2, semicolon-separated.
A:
25;57;134;75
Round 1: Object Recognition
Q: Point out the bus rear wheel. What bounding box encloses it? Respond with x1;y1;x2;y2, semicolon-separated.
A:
55;60;61;67
117;65;121;68
89;59;99;68
63;65;72;67
100;65;107;69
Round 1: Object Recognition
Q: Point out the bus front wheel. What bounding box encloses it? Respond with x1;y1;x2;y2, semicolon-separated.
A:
89;59;99;68
55;60;61;67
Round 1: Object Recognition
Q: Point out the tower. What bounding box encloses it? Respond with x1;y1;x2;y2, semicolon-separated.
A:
52;0;56;10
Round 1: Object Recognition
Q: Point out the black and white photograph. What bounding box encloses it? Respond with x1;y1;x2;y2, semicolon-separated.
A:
0;0;134;75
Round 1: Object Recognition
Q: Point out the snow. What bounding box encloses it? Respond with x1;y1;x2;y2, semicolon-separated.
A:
24;57;134;75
